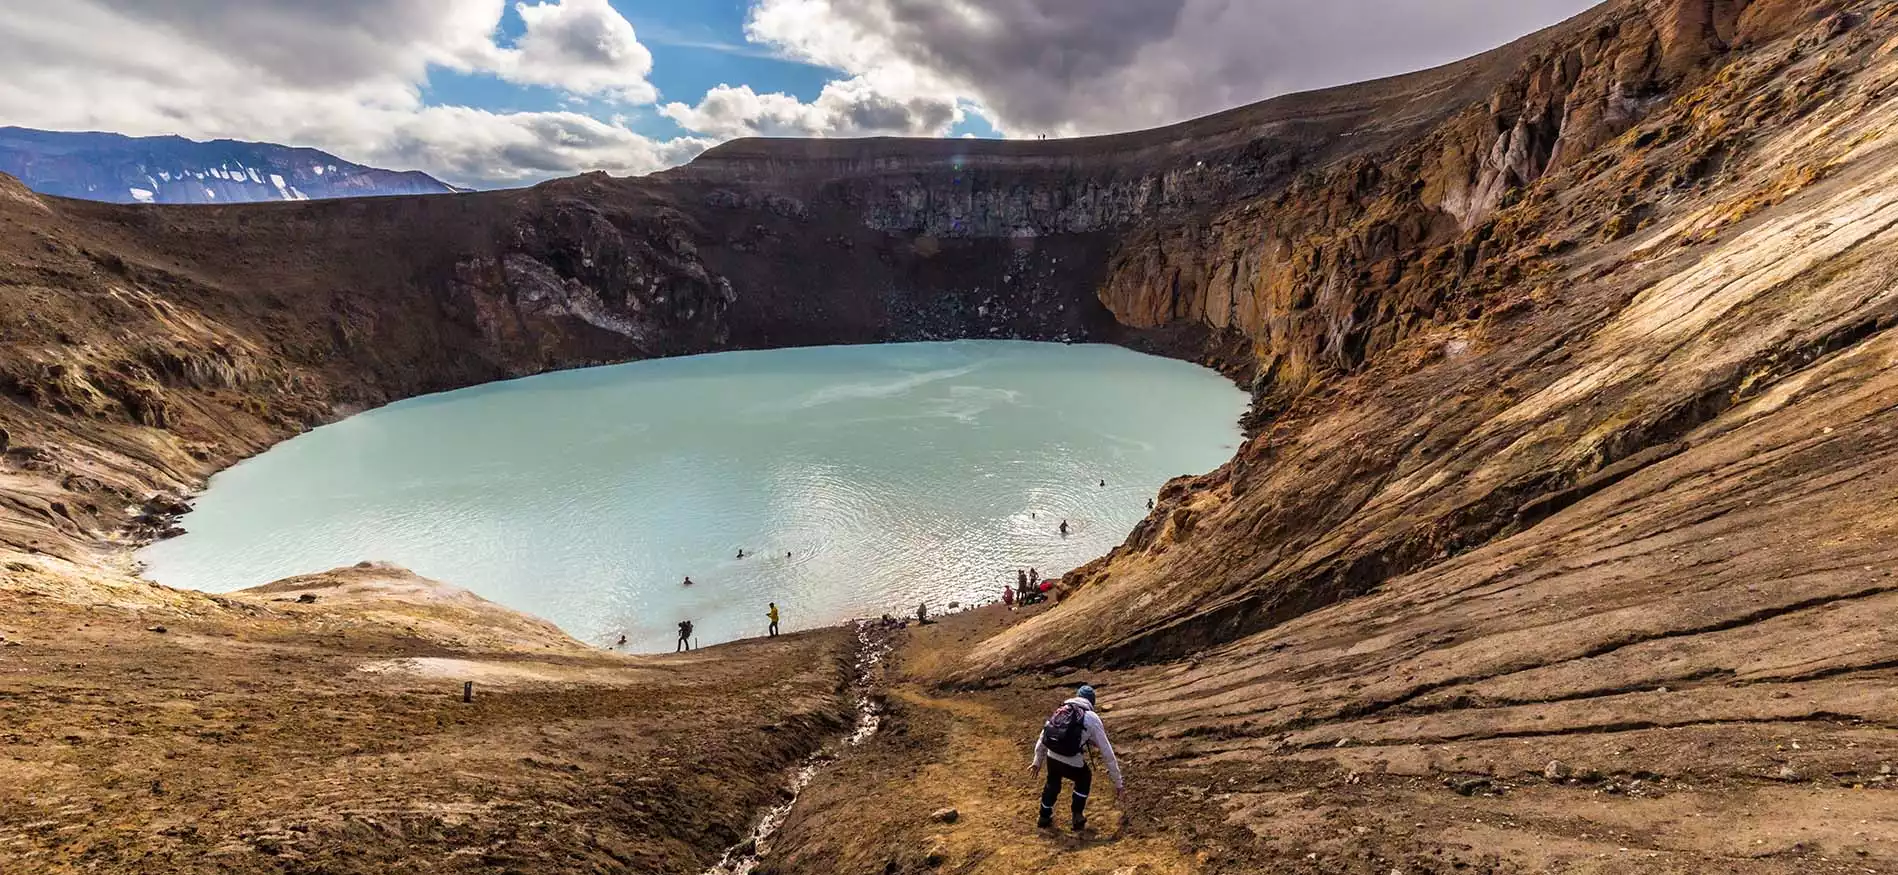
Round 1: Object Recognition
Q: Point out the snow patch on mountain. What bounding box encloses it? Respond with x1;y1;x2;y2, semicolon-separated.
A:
0;127;459;205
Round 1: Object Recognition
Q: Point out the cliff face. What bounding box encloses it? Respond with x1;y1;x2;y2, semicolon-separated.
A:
1096;0;1848;407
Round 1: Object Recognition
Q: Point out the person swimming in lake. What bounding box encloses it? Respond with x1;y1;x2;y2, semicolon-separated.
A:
615;634;627;648
1099;479;1106;487
682;575;694;587
1148;497;1155;511
1059;519;1070;537
736;548;747;559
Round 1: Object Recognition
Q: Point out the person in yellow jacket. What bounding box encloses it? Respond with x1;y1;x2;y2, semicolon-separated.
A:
767;602;780;637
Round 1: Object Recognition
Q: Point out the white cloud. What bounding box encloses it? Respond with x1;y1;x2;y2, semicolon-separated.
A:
487;0;659;103
0;0;1606;189
660;77;960;140
373;106;715;185
744;0;1601;137
0;0;691;188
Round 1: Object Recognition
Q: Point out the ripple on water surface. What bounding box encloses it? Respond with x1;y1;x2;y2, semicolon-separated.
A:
138;341;1248;650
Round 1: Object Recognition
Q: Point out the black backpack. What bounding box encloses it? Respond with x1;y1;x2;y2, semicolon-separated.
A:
1041;702;1087;757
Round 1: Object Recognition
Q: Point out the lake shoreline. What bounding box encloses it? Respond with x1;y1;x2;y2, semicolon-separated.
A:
134;341;1246;650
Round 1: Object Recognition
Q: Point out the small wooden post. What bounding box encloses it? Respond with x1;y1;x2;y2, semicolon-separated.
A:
462;681;473;703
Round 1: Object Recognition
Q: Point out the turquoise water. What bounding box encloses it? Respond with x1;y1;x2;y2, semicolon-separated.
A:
139;341;1247;651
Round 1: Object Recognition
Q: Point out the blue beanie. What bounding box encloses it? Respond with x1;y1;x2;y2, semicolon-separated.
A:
1076;684;1097;704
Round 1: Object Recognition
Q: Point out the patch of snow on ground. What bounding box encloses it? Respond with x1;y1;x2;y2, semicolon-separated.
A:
129;187;154;203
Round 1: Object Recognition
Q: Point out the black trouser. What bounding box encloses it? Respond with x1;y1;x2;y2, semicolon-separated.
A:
676;636;689;652
1039;759;1092;824
769;621;779;636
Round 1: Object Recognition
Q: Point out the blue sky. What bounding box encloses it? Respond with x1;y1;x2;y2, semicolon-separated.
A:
422;1;1002;144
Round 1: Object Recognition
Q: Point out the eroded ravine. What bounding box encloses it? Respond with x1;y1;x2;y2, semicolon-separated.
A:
703;622;897;875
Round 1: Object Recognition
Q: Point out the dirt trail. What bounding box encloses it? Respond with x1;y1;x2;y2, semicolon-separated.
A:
762;603;1898;875
764;607;1205;875
888;687;1192;875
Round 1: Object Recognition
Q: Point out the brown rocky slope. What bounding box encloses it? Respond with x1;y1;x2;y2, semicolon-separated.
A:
4;0;1897;872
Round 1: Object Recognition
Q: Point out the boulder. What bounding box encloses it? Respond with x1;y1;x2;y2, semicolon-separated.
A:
930;807;959;824
144;493;191;517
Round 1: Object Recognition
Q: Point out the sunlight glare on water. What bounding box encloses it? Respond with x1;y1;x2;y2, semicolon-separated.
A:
138;341;1247;650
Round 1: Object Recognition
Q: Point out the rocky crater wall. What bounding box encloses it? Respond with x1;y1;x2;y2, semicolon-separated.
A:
0;0;1871;652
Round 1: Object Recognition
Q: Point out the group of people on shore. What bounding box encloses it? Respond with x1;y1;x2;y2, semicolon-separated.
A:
1004;567;1051;607
653;486;1167;652
669;600;780;651
659;545;790;649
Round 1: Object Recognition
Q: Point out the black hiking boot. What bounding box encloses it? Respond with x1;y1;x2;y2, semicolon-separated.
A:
1072;815;1087;833
1036;814;1053;830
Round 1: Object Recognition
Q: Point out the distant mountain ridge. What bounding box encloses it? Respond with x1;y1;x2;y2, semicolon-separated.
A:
0;127;462;204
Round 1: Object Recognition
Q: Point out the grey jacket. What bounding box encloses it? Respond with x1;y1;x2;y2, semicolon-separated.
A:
1030;697;1123;789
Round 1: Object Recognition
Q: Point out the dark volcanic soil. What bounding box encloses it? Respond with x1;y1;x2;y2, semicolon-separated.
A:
0;564;858;873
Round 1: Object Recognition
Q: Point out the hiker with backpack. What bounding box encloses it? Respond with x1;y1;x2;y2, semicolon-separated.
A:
1030;684;1123;832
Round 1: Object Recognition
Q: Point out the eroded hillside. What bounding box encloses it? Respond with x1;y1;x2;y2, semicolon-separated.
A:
970;0;1897;674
